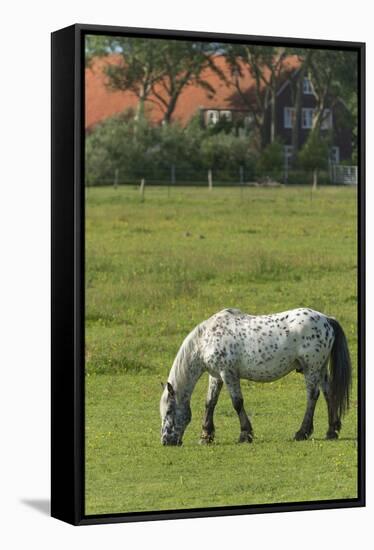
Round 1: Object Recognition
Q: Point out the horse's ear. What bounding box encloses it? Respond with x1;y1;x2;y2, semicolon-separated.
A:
167;382;175;397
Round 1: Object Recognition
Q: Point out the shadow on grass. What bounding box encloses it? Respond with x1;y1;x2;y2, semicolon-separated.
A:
188;435;358;446
312;437;357;442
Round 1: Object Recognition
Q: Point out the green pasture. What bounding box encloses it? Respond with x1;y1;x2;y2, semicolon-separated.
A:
85;184;358;515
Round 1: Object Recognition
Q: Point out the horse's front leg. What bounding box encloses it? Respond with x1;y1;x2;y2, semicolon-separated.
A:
221;371;253;443
200;375;223;444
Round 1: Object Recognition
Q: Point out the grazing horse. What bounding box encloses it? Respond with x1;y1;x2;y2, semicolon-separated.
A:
160;308;352;446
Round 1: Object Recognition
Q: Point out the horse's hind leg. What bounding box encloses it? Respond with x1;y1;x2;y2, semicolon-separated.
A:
200;375;223;444
221;371;253;443
295;371;320;441
320;363;341;439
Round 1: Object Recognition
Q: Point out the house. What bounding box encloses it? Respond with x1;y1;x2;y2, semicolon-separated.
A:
85;55;353;165
198;72;352;168
264;73;353;168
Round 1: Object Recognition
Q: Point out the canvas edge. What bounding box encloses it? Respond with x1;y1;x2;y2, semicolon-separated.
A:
51;23;365;526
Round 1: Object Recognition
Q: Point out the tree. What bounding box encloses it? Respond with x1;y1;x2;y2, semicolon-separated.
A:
85;36;225;125
329;50;358;161
256;140;284;181
225;45;290;148
308;50;357;134
149;41;225;124
288;49;314;163
86;36;167;123
287;48;357;164
298;130;329;189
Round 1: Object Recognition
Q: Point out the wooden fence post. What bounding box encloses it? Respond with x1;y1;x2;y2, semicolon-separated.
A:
312;169;318;191
208;169;213;191
239;166;244;200
114;168;119;189
169;164;175;198
140;178;145;202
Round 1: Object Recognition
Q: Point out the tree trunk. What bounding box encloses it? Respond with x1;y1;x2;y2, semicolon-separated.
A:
257;124;266;150
291;69;305;163
162;94;179;125
135;95;145;122
292;52;313;164
134;84;147;133
257;113;267;150
270;87;276;143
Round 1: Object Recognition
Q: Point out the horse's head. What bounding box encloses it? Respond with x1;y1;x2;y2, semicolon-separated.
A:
160;382;191;446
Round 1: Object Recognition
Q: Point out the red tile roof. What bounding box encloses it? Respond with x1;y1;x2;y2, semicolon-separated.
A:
85;54;300;130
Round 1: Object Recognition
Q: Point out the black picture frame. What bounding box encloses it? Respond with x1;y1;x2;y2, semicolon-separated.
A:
51;23;366;526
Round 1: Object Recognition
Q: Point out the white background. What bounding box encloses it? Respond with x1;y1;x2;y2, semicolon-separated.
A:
0;1;371;548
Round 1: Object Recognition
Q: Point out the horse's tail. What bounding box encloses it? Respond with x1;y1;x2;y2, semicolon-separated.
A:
328;317;352;419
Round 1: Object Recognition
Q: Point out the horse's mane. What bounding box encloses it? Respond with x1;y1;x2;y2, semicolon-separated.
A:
168;323;204;395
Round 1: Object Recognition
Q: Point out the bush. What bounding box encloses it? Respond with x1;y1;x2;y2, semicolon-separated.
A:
286;169;330;185
298;131;329;173
256;140;284;181
200;133;256;175
86;113;256;185
85;113;156;185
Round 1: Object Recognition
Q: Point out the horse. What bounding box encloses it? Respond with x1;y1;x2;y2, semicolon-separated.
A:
160;307;352;446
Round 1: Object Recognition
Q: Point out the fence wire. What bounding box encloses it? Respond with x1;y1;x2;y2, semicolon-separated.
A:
85;164;356;187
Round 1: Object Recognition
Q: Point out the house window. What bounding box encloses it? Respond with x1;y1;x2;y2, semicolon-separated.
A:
302;108;315;129
321;109;333;130
206;110;219;125
303;77;314;94
330;146;340;164
220;110;232;121
284;107;296;128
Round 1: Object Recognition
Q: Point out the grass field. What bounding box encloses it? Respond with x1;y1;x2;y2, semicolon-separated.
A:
85;184;358;515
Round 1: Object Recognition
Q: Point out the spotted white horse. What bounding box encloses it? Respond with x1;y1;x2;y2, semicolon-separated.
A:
160;308;352;445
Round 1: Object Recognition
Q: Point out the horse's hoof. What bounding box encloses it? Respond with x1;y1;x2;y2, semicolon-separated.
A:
326;430;339;440
238;432;253;443
294;430;310;441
